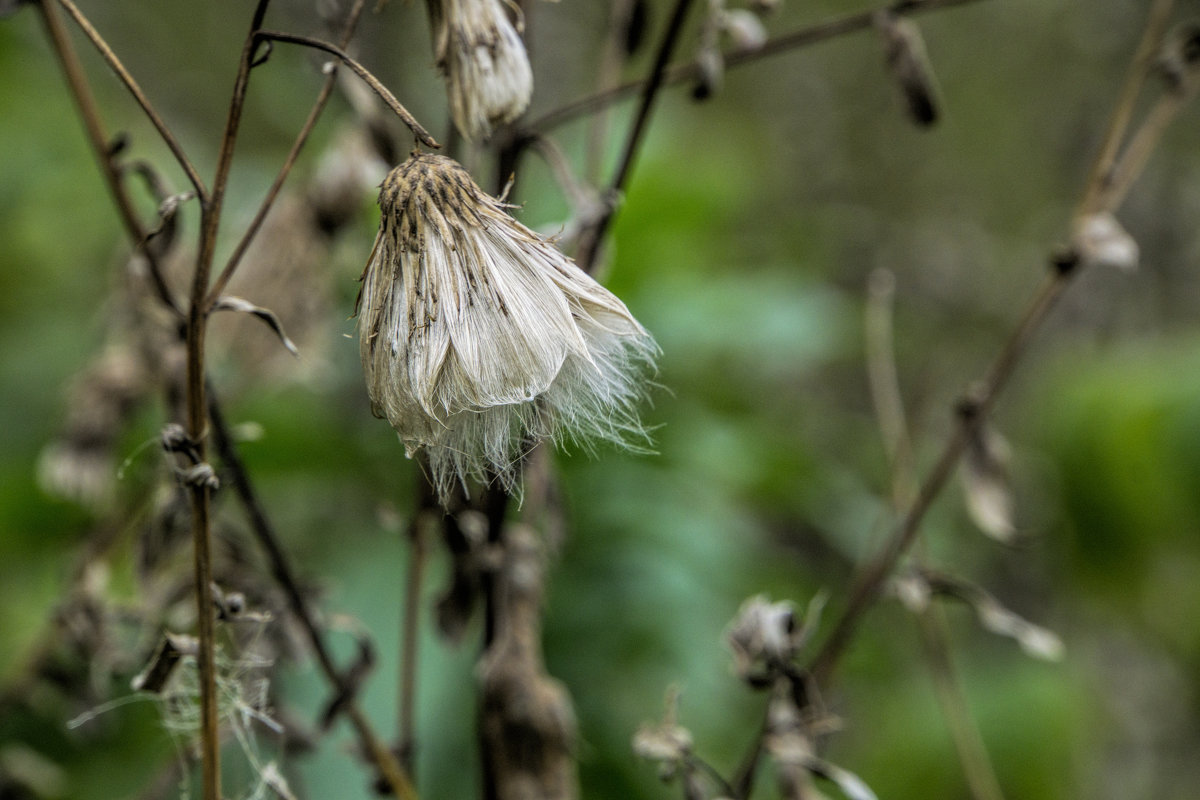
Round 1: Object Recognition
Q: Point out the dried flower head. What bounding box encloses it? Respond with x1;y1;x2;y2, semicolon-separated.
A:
428;0;534;142
357;153;657;504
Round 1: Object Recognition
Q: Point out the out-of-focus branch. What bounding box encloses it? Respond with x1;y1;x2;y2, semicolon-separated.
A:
865;269;1005;800
252;31;439;150
527;0;991;135
808;0;1184;688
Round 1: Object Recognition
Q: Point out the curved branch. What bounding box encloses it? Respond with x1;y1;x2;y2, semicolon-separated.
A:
205;0;370;307
254;30;440;150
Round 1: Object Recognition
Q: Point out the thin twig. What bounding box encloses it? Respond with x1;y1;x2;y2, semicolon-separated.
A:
54;0;209;201
809;272;1061;686
206;0;369;306
1079;0;1176;214
1097;83;1197;213
185;5;273;799
254;30;439;150
574;0;696;272
527;0;990;135
865;269;1005;800
808;0;1187;688
916;607;1006;800
35;0;183;318
207;392;420;800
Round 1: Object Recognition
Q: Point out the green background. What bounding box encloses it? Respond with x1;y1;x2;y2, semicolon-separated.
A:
2;1;1199;798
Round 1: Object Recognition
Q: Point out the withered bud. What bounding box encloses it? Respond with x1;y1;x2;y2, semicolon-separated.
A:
876;11;941;127
1071;211;1139;272
727;595;810;683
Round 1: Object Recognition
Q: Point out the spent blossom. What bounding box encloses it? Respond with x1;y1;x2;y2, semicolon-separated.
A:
357;153;657;505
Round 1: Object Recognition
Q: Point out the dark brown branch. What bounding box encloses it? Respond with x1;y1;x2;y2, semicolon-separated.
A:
207;392;420;800
527;0;990;135
185;5;273;798
254;30;440;150
54;0;209;201
205;0;369;306
574;0;696;272
35;0;183;318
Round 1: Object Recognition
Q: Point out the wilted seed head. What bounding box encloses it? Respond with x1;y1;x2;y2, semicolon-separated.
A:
357;153;657;505
431;0;533;142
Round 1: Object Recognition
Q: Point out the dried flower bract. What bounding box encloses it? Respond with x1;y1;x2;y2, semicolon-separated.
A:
428;0;534;142
358;153;657;504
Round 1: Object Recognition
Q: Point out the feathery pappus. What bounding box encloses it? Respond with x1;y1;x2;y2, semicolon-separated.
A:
357;153;657;505
427;0;534;142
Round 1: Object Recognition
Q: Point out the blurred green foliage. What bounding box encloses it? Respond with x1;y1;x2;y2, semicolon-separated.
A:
3;1;1200;799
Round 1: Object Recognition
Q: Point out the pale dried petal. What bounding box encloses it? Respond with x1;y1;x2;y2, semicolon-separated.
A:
358;154;656;504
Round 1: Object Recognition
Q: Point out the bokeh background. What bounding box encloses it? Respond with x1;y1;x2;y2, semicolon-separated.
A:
2;1;1200;798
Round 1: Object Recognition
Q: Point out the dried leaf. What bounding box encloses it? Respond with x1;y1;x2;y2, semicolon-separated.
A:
975;598;1064;661
212;295;300;357
923;571;1064;661
961;423;1016;543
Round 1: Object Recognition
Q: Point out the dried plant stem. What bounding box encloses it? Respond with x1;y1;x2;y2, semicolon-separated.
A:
181;6;273;799
809;0;1187;687
206;0;369;306
916;607;1006;800
207;394;420;800
528;0;990;135
865;271;1005;800
575;0;696;272
254;31;439;150
54;0;209;201
35;0;182;317
1098;85;1197;213
1080;0;1175;214
810;272;1061;686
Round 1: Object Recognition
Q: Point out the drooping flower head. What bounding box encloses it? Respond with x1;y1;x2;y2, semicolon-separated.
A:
427;0;534;142
357;153;657;505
